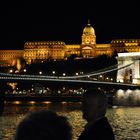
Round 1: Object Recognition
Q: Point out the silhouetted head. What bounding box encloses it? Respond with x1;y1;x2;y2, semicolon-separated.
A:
14;110;72;140
82;89;107;123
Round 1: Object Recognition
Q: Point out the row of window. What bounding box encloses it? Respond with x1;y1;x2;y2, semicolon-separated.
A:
0;55;19;58
112;40;140;43
30;50;63;52
25;41;65;46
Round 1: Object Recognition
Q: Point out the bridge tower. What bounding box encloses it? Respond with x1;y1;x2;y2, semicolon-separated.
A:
117;52;140;84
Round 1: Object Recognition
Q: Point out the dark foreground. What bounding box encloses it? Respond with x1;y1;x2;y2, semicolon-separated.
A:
1;101;140;140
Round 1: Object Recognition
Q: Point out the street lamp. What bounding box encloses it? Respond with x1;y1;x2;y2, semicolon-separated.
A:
99;75;103;78
23;69;27;73
39;71;42;75
106;77;109;81
52;71;56;75
63;73;66;76
75;72;78;76
99;75;103;81
9;69;13;73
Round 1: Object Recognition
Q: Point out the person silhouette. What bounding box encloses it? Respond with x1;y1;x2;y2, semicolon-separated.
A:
14;110;72;140
78;89;115;140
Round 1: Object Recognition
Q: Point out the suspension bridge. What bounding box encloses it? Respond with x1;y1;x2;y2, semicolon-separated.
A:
0;62;139;89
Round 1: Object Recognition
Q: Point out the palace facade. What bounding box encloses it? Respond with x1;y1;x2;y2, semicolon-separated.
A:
1;21;140;66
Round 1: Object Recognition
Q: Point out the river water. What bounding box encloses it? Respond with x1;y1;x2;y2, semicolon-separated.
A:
0;101;140;140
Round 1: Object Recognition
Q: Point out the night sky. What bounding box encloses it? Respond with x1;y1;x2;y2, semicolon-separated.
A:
0;1;140;50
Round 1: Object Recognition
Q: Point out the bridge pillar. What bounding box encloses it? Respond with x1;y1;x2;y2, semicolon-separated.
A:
117;52;140;85
117;59;125;83
133;60;140;84
117;56;133;83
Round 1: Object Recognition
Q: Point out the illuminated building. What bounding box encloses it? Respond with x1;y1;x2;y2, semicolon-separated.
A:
111;39;140;52
24;41;65;64
0;50;23;66
1;20;140;66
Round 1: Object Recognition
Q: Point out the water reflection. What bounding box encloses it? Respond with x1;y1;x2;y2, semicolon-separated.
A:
1;102;140;139
1;101;83;140
115;89;140;106
107;107;140;140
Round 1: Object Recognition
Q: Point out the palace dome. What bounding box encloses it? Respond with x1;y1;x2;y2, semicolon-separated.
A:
83;22;95;35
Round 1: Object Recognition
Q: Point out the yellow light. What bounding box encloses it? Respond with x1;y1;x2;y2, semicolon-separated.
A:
61;101;67;104
116;89;124;98
99;75;103;78
9;69;13;73
13;101;21;105
43;101;51;104
29;101;35;104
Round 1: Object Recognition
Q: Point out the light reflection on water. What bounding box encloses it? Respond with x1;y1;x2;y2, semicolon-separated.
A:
107;107;140;140
1;102;140;140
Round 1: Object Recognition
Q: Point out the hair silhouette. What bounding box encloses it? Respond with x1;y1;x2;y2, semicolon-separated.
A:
14;110;72;140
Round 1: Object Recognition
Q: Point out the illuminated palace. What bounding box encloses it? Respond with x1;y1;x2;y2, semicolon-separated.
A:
1;21;140;66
